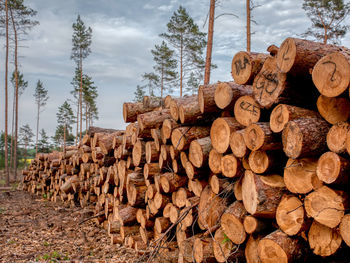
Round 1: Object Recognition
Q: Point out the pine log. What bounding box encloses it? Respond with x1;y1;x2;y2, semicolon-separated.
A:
179;98;204;124
230;129;248;158
234;95;261;126
209;175;234;195
276;195;306;236
143;163;160;181
327;122;350;154
198;83;220;113
137;109;171;131
316;95;350;124
170;95;196;121
248;150;281;174
151;128;161;151
188;136;211;168
189;179;207;197
143;95;163;108
154;217;171;233
193;238;216;263
304;185;347;228
154;192;171;210
123;102;155;123
231;51;268;85
160;144;171;163
87;126;121;137
208;149;222;174
117;206;138;226
312;50;350;97
171;159;185;174
132;139;146;167
234;177;243;201
270;104;320;133
243;216;269;234
242;170;285;218
308;220;342;257
284;158;323;194
214;82;252;110
145;141;158;164
161;119;179;145
282;117;330;159
316;151;350;184
171;126;211;151
244;122;281;151
160;173;188;193
221;154;243;178
221;201;247;244
127;184;147;207
245;235;261;263
339;214;350;247
258;230;304;263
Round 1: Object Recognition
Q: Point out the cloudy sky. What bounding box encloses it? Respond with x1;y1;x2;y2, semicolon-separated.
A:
1;0;350;139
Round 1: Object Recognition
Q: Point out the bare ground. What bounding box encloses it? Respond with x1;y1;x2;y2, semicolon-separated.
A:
0;190;142;263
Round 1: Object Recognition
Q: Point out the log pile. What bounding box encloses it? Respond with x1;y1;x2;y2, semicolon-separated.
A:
22;37;350;262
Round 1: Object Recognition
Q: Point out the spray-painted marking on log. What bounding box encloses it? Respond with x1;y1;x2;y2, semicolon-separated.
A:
281;41;290;62
322;61;337;82
274;104;284;124
235;56;250;75
255;70;279;101
239;101;259;116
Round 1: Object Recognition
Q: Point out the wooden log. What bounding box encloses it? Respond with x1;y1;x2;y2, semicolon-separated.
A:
173;187;191;208
244;122;281;151
154;192;171;210
170;95;196;121
282;117;330;159
171;126;210;151
127;184;147;207
179;98;204;124
312;50;350;97
145;141;158;164
160;144;171;163
230;129;248;158
270;104;320;133
208;149;222;174
327;122;350;154
231;51;268;85
242;170;285;218
142;95;163;108
245;235;261;263
339;214;350;247
316;95;350;124
210;117;243;153
123;102;153;123
189;179;207;197
154;217;171;233
117;206;138;226
188;136;211;168
221;201;247;244
171;159;185;174
87;126;121;137
198;185;229;230
143;163;160;181
150;128;161;151
198;82;220;113
308;220;342;257
243;216;269;234
209;175;234;195
221;154;243;178
284;158;323;194
258;229;304;263
316;151;350;184
276;195;306;236
120;225;139;241
193;238;216;263
160;173;188;193
139;226;154;245
234;95;261;127
137;109;171;131
161;119;179;145
248;150;281;174
132;139;146;167
304;185;347;228
214;82;252;110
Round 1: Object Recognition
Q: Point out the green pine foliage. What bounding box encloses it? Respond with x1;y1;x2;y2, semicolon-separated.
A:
134;85;146;102
38;129;51;153
71;15;92;63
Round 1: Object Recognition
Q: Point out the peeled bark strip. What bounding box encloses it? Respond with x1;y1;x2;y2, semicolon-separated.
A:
276;195;305;236
198;185;229;230
308;220;342;257
270;104;320;133
258;230;304;263
327;122;350;154
248;150;281;174
242;170;285;218
304;185;346;228
171;126;211;151
339;214;350;247
316;151;350;184
282;117;330;159
189;136;211;168
198;83;220;113
316;95;350;124
234;95;261;127
221;201;247;244
244;122;281;151
277;37;343;76
170;95;196;121
221;154;243;178
231;51;268;85
210;117;243;153
193;238;216;263
284;158;322;194
214;82;252;110
137;108;171;131
312;51;350;97
230;129;248;158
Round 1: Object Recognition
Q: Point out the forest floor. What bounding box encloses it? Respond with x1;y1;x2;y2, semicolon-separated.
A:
0;189;142;263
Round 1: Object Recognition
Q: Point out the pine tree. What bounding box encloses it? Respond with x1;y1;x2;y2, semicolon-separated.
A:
186;72;201;95
19;124;33;168
71;15;92;143
33;80;49;155
302;0;350;44
134;85;146;102
142;72;159;97
149;41;177;98
56;101;75;152
52;125;75;150
160;6;207;97
38;129;50;153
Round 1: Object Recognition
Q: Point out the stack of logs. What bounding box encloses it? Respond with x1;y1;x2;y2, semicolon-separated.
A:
23;37;350;262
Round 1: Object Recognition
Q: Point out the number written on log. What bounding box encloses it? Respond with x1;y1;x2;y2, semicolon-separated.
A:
255;70;279;101
235;56;250;75
240;101;259;116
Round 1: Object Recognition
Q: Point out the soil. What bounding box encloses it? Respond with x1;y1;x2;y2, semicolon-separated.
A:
0;190;142;263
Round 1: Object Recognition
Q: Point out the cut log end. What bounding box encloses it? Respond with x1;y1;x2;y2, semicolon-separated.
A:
276;38;297;73
234;95;261;127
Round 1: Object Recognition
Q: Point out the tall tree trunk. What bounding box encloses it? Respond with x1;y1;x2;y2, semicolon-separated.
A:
161;67;164;99
247;0;251;52
10;86;15;172
85;103;88;131
4;0;10;186
324;27;328;44
180;37;183;97
36;103;39;155
75;99;79;145
79;54;83;142
64;123;66;153
204;0;215;85
10;6;19;181
24;142;27;169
